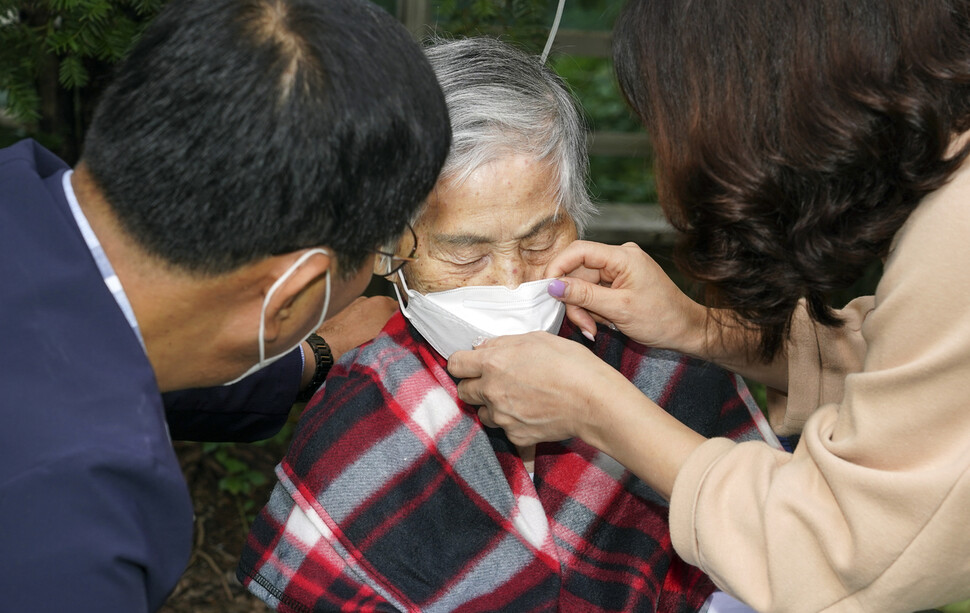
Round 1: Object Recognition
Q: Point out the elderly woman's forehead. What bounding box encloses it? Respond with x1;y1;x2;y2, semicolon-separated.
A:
418;158;556;214
444;154;555;196
447;152;553;184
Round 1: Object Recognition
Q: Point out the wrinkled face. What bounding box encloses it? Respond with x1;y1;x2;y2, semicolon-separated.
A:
403;155;578;294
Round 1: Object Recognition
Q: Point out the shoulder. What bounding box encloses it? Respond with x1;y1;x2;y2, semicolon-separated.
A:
0;138;68;177
290;311;449;460
334;310;445;391
338;310;412;365
870;154;970;341
892;156;970;257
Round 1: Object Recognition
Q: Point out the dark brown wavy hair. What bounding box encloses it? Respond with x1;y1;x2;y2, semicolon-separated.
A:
614;0;970;360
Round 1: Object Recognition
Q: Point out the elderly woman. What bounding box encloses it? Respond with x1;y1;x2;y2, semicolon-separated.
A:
237;38;777;613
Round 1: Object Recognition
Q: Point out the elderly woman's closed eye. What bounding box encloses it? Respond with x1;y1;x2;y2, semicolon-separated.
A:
402;155;578;294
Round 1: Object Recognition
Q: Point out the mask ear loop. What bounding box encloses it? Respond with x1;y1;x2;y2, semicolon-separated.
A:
319;266;332;325
392;270;410;311
539;0;567;64
258;248;331;361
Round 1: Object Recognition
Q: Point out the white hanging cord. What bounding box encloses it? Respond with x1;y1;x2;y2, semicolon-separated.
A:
539;0;566;64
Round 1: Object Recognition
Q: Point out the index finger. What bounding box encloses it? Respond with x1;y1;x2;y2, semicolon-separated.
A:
544;240;630;281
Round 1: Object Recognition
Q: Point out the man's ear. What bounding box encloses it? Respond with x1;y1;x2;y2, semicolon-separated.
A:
261;248;333;344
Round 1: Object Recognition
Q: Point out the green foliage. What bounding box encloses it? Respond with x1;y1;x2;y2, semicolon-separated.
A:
200;421;295;523
0;0;164;157
941;600;970;613
552;55;639;132
429;0;623;48
546;32;657;205
201;422;294;499
1;4;44;123
587;156;656;204
1;0;162;119
202;442;269;497
430;0;553;51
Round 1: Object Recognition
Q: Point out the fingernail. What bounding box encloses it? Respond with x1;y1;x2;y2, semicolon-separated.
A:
548;279;566;298
472;336;487;347
581;329;595;342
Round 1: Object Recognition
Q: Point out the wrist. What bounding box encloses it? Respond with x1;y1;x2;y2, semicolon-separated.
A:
577;365;637;452
667;300;713;360
586;377;704;499
297;333;333;403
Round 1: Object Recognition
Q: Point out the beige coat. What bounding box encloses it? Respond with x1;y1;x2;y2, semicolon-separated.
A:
670;159;970;612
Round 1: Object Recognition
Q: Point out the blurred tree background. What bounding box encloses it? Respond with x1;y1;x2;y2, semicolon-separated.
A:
0;0;654;203
0;0;165;162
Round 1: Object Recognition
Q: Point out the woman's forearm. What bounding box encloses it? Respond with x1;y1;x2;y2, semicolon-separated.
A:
582;373;706;499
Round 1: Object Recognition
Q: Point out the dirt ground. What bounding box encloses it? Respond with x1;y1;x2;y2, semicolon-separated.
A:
160;439;286;613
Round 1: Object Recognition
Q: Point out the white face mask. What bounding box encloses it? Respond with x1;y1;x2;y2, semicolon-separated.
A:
393;271;565;359
224;248;332;385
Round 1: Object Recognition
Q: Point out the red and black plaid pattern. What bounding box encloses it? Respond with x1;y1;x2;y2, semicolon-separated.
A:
238;315;777;612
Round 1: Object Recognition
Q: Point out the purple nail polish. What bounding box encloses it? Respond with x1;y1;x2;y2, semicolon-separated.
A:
548;279;566;298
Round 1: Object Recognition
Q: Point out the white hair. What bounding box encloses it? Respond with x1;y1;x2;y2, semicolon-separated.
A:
423;37;596;235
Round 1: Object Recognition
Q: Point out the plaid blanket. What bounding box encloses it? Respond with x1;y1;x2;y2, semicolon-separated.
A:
238;314;777;613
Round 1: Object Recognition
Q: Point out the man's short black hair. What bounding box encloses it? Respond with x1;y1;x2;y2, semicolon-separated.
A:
83;0;450;276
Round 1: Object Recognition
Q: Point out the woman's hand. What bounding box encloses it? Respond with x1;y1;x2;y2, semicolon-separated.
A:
447;331;630;447
544;241;787;389
447;329;705;498
545;241;708;357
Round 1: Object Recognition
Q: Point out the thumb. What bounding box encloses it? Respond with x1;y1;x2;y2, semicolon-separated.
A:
548;276;605;310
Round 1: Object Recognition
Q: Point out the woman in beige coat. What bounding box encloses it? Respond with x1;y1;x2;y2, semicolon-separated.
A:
448;1;970;611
